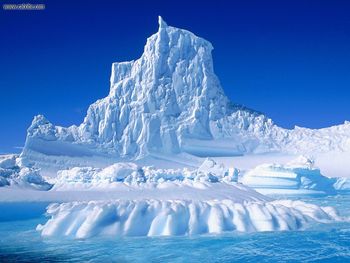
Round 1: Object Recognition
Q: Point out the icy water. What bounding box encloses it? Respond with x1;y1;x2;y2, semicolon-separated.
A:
0;196;349;263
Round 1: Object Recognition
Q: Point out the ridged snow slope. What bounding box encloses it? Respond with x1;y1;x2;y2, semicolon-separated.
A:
37;199;344;238
21;16;350;168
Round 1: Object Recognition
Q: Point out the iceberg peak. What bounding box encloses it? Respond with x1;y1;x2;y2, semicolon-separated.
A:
28;115;51;133
158;15;167;29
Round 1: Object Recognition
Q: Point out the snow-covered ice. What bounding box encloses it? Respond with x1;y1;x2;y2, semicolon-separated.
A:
36;199;344;238
0;155;51;190
240;156;336;195
52;158;237;190
18;16;350;173
1;17;349;239
2;156;346;237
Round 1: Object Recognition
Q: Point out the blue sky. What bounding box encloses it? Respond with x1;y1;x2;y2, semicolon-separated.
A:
1;0;350;153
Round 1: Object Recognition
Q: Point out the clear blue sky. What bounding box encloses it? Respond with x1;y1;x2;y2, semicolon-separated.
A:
1;0;350;153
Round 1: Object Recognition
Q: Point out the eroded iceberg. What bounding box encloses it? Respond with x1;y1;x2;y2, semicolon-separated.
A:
19;16;350;173
2;17;348;239
240;156;336;195
37;199;344;238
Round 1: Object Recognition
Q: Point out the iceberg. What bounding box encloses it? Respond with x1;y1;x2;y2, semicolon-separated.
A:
29;158;345;238
0;157;345;237
37;199;344;238
1;17;348;239
18;17;350;173
240;156;336;195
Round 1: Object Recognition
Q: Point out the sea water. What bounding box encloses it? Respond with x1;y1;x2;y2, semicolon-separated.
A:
0;195;349;262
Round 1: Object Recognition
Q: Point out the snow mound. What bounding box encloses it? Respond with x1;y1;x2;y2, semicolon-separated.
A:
197;158;239;182
53;159;238;189
240;156;335;195
0;155;52;190
37;199;344;238
20;17;350;172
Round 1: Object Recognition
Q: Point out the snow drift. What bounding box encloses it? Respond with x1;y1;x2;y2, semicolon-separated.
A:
37;199;344;238
20;16;350;172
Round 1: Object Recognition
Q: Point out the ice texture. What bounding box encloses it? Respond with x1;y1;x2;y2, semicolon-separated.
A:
37;199;344;238
0;155;52;190
52;158;238;189
19;17;350;171
240;156;336;195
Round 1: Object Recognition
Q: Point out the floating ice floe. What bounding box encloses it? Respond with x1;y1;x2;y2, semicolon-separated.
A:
0;155;52;190
37;199;345;238
240;156;336;195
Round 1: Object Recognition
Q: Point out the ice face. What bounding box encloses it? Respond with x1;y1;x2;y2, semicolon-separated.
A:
20;17;350;171
78;15;229;158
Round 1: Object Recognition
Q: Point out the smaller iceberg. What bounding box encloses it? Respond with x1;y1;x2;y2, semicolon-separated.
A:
0;155;52;190
240;156;336;195
37;199;344;238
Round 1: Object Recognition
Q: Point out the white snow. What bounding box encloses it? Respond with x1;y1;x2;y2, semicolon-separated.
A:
36;199;344;238
52;158;237;190
0;181;267;203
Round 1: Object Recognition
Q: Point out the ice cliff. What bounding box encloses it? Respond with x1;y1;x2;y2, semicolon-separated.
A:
20;16;350;168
